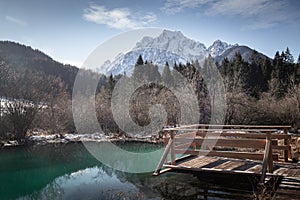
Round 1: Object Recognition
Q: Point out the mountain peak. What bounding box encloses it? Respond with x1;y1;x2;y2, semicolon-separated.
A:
101;31;234;75
99;30;261;76
134;30;207;60
208;40;231;57
161;29;184;38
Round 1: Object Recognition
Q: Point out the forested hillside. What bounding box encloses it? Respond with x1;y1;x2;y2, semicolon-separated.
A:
0;41;79;90
119;50;300;129
1;41;300;142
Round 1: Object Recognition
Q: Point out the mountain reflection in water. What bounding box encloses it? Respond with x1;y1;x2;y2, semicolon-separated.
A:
0;142;290;200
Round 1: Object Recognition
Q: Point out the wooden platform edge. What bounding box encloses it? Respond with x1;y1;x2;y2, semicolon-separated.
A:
152;168;172;176
163;163;279;177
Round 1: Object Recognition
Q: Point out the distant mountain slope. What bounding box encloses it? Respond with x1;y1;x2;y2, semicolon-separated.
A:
100;30;267;76
0;41;78;88
214;45;268;63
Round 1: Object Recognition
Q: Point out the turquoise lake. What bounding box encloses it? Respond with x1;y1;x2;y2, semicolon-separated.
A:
0;142;291;199
0;142;204;199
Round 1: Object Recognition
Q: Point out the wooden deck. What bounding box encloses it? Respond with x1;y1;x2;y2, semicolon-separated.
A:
153;124;299;193
162;155;300;184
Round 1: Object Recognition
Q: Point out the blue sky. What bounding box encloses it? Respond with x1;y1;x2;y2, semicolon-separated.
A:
1;0;300;67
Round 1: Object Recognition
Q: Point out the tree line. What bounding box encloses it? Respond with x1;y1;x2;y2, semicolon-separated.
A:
1;47;300;142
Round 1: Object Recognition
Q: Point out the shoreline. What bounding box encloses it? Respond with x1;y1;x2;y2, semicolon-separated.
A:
0;132;163;148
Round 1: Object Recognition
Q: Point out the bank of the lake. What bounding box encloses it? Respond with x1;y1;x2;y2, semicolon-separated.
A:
0;132;163;148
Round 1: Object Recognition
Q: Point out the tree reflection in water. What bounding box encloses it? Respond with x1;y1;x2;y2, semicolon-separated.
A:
1;143;273;199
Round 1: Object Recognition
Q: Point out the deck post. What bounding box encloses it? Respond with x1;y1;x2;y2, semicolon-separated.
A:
201;125;206;149
164;130;169;163
171;130;176;164
192;130;197;150
153;136;173;175
267;132;273;173
283;127;291;162
261;132;272;183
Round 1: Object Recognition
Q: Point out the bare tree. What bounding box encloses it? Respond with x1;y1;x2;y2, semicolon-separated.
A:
34;75;73;134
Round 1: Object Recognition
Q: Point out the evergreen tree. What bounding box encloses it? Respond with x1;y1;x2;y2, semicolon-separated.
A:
132;55;145;81
173;61;178;71
178;62;184;72
283;47;294;63
162;62;173;86
219;57;233;91
280;48;296;92
260;57;272;91
270;51;285;98
297;54;300;83
107;73;115;92
147;63;161;82
172;62;184;87
135;54;144;66
193;60;201;70
248;51;264;97
232;52;247;92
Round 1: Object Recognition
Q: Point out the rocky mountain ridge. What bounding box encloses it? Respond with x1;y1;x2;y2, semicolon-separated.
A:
100;30;264;76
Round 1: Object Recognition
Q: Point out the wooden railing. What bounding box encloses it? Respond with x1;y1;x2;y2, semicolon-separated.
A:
154;124;292;181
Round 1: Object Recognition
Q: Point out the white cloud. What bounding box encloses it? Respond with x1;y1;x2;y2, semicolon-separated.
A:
162;0;212;14
5;15;27;26
83;4;157;30
162;0;300;30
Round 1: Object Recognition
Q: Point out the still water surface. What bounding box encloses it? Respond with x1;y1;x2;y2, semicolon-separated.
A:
0;142;287;200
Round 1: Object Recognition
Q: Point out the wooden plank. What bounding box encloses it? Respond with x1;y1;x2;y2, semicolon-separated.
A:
272;145;291;151
273;167;289;176
179;156;220;168
246;164;262;173
163;130;168;146
196;132;291;140
261;132;271;182
174;149;279;161
266;132;273;173
153;136;174;175
285;169;300;177
178;157;205;167
164;124;291;131
164;164;272;176
175;138;276;149
163;130;169;163
192;157;220;168
283;127;292;162
213;161;245;170
164;154;195;165
152;167;172;176
171;131;176;164
174;143;291;151
176;131;196;138
163;130;170;163
165;128;278;132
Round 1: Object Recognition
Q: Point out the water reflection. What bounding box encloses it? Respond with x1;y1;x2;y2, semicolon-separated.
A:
17;165;204;200
17;165;257;200
19;167;141;200
0;142;292;199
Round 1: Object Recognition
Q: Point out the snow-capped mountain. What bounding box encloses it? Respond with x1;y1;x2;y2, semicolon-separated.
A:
208;40;233;57
134;30;207;62
100;30;233;76
104;48;187;75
